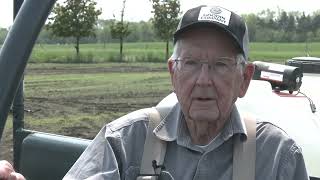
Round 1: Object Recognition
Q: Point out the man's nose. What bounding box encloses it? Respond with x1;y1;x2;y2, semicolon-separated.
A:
196;64;213;86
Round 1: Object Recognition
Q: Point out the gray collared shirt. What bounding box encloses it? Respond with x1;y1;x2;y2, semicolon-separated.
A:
64;102;309;180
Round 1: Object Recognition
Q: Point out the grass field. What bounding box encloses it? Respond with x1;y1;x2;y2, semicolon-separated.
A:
31;42;170;63
29;42;320;63
250;42;320;61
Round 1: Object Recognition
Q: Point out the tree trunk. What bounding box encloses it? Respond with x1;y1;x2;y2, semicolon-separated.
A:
165;40;169;60
75;37;80;59
120;37;123;62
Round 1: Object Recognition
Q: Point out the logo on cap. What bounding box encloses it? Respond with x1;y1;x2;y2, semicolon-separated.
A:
198;6;231;26
210;7;222;14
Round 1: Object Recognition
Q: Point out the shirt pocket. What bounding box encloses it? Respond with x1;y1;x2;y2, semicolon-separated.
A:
124;166;140;180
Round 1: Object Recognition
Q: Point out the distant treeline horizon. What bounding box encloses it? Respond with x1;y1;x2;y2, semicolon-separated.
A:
1;9;320;44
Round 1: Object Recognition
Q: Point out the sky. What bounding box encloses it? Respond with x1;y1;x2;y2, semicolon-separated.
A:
0;0;320;28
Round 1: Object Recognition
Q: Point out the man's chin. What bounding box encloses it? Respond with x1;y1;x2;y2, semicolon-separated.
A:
189;111;219;122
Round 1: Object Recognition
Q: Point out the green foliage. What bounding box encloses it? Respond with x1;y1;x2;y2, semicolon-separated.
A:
110;20;131;39
47;0;101;56
33;8;320;44
126;21;160;42
242;14;258;41
96;20;160;44
243;9;320;42
150;0;181;59
96;19;112;47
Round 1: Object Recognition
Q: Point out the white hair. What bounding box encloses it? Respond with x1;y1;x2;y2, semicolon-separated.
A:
170;40;248;71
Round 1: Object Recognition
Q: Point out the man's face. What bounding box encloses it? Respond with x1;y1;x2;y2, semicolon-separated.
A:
169;27;254;124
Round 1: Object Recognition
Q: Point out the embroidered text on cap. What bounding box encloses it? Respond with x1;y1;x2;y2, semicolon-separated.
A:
198;7;231;26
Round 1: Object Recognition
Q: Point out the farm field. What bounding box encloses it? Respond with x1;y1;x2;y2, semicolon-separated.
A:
29;42;320;63
0;63;172;161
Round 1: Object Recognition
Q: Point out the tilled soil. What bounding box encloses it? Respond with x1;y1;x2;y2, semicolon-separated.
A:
0;63;170;164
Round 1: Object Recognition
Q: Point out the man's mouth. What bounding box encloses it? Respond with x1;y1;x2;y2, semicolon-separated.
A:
195;97;214;101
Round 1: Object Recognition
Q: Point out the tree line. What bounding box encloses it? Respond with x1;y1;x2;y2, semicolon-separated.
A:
244;9;320;42
0;20;165;45
1;4;320;45
2;11;320;46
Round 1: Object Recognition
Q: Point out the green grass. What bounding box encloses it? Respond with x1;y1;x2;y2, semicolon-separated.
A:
26;62;167;71
25;72;170;98
29;42;320;64
31;42;171;63
250;42;320;62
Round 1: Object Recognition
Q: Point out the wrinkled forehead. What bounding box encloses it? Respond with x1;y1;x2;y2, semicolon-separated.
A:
175;27;240;58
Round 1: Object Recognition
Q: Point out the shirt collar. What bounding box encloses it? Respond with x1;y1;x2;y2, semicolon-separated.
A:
221;105;248;141
154;101;248;149
154;102;181;141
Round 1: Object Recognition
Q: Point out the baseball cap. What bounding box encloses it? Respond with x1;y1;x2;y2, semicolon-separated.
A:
174;5;249;60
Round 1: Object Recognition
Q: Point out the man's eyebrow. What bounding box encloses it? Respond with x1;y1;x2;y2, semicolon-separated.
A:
180;52;192;57
215;57;235;62
180;56;192;59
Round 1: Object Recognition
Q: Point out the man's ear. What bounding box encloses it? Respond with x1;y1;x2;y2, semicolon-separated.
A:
168;59;176;92
168;59;174;75
239;63;255;98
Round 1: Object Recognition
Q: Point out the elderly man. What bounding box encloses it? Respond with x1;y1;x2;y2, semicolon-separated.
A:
0;4;309;180
64;5;309;180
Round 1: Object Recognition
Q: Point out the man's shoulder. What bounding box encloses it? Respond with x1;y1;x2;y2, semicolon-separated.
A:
256;121;294;141
254;120;309;179
256;121;301;153
105;108;153;134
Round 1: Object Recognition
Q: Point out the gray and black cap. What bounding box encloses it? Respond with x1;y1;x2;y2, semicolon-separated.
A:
174;5;249;60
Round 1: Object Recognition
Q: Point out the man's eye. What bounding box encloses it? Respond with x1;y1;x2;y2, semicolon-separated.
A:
215;61;228;67
184;60;198;66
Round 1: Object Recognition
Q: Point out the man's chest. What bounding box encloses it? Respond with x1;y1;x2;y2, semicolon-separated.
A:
163;140;234;180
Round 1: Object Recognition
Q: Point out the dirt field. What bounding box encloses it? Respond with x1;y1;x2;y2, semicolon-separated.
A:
0;63;171;163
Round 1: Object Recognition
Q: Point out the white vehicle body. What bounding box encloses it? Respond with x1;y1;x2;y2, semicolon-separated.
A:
238;73;320;178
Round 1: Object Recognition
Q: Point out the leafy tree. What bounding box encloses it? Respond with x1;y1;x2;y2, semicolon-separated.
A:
287;14;296;32
314;29;320;41
296;13;312;42
265;19;277;30
257;9;276;28
278;11;289;30
242;14;259;41
275;11;296;42
311;12;320;34
48;0;101;56
150;0;180;60
127;20;160;42
96;19;113;47
110;0;131;62
90;19;159;44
